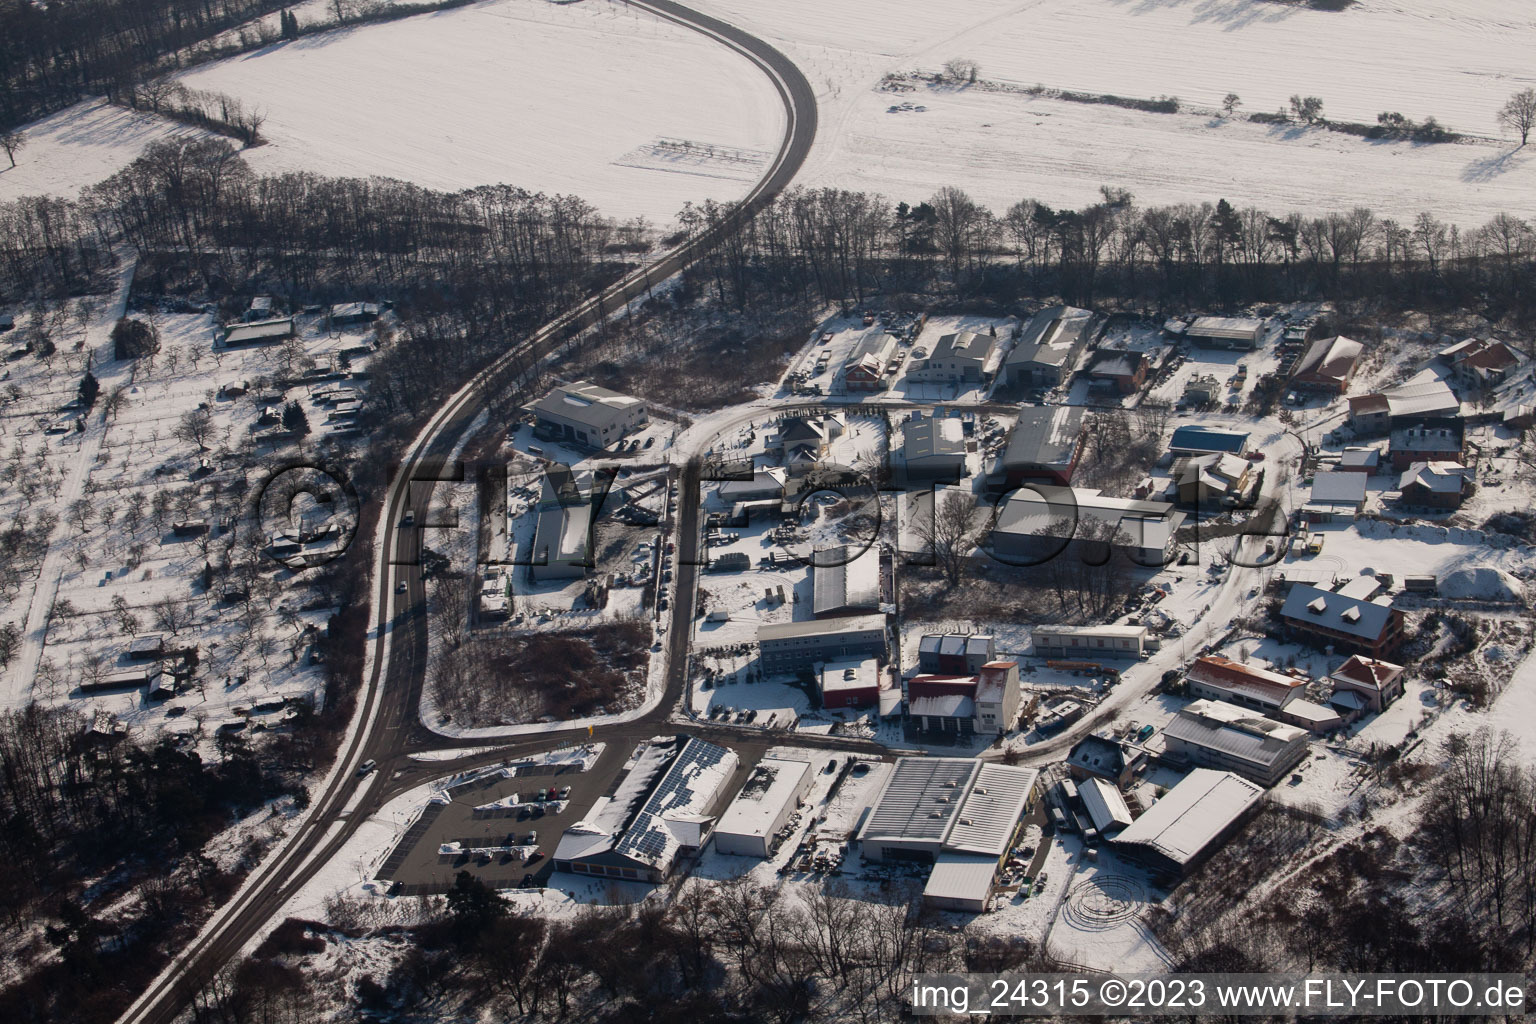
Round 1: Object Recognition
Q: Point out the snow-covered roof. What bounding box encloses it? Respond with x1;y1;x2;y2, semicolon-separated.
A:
1186;316;1264;341
528;380;643;432
993;487;1185;554
609;737;737;870
923;852;999;905
714;758;812;842
757;613;885;644
1187;656;1304;707
1112;769;1263;867
945;764;1039;856
1309;470;1366;506
1280;584;1397;642
1165;700;1307;768
1398;461;1469;493
1001;405;1085;469
812;544;881;616
1293;335;1362;384
821;658;879;695
1330;655;1404;692
1007;306;1092;369
902;413;966;462
859;757;981;844
1080;777;1134;834
909;694;976;718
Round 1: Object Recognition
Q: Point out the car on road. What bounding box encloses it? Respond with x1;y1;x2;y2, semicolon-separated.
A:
400;509;414;526
396;581;407;594
357;759;377;776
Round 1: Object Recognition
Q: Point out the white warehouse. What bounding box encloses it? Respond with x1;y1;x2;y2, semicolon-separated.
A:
713;758;814;858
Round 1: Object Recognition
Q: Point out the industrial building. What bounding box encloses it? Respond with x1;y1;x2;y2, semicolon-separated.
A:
1169;425;1250;457
917;634;996;674
1111;769;1265;880
907;330;998;384
1161;700;1310;786
1079;777;1134;836
812;545;881;618
899;413;968;483
712;758;814;858
1003;306;1092;388
1185;655;1340;734
553;737;739;882
1182;316;1265;350
992;487;1185;567
857;758;1041;912
757;614;887;674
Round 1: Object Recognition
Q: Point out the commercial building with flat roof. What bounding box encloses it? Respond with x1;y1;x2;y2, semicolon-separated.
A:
713;758;814;858
1111;768;1264;879
1184;316;1264;350
819;658;880;710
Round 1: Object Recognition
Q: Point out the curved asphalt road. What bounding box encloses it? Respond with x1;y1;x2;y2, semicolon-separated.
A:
115;6;817;1023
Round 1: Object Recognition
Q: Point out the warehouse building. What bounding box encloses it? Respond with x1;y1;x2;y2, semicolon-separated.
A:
992;487;1185;567
899;413;968;484
1003;306;1092;388
553;737;738;882
1183;316;1265;350
812;544;882;618
1079;776;1135;836
712;757;814;858
1111;769;1264;880
857;757;1041;912
991;406;1087;488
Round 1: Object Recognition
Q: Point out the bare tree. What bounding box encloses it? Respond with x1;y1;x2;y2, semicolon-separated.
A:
0;130;24;169
1498;88;1536;147
917;490;980;587
175;407;215;451
1222;93;1242;116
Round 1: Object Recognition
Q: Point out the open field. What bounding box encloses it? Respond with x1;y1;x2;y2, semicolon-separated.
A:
176;0;785;224
691;0;1536;224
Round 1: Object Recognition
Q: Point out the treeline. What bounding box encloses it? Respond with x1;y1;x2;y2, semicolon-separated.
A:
0;702;305;1024
202;873;1051;1023
0;0;286;130
681;184;1536;318
0;137;627;428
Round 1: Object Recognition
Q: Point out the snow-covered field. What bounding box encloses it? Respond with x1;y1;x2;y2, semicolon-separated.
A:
690;0;1536;224
0;100;208;204
175;0;785;225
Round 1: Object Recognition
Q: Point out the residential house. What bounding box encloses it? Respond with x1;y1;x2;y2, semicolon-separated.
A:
843;332;898;391
1438;338;1522;388
1175;452;1251;507
1067;733;1148;787
1328;655;1406;715
1280;583;1404;658
1390;425;1462;471
1398;461;1472;509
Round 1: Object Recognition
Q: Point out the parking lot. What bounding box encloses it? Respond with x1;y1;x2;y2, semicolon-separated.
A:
378;745;628;895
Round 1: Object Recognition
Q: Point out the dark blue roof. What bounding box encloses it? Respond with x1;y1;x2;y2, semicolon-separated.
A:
1170;425;1249;454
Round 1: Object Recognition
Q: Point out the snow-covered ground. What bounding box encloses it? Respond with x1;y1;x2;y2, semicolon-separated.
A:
0;100;210;204
689;0;1536;225
174;0;785;225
